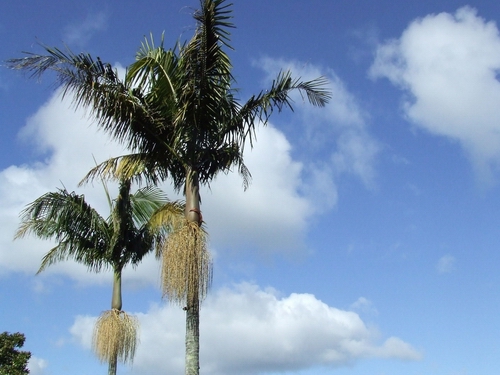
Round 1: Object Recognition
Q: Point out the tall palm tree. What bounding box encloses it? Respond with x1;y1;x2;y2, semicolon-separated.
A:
7;1;331;374
15;178;184;375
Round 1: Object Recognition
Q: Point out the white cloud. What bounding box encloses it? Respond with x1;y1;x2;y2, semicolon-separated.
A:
28;356;48;375
350;297;379;316
201;125;311;253
436;254;456;274
370;7;500;183
256;57;380;191
70;283;421;375
63;12;108;46
331;130;379;186
70;315;97;350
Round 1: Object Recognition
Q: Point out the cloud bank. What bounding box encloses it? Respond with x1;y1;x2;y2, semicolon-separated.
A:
370;6;500;182
70;283;421;375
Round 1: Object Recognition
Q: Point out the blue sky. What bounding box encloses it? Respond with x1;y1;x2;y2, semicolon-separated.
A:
2;0;500;374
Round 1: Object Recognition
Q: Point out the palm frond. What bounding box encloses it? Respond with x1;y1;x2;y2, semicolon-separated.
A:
128;34;180;106
94;156;114;211
194;0;234;49
15;188;112;273
8;46;172;162
130;186;169;226
234;71;332;147
80;153;168;186
37;241;110;274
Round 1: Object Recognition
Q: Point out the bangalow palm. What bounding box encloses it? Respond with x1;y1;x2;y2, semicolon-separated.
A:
8;1;331;374
15;179;183;375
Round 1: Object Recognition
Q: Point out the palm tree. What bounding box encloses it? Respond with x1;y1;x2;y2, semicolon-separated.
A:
15;178;184;375
7;1;331;374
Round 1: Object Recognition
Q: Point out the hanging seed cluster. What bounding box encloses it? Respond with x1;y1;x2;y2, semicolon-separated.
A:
92;309;139;364
161;220;212;304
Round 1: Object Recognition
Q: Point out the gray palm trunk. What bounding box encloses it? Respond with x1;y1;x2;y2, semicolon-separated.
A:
185;288;200;375
184;168;202;375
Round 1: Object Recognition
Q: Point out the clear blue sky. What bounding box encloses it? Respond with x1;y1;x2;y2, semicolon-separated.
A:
2;1;500;374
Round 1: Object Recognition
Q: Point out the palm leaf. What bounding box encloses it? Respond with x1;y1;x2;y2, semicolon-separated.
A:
15;188;112;273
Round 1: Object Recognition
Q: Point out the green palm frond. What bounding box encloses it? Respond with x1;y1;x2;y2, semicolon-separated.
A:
7;46;170;162
128;34;180;106
235;71;332;146
15;189;112;273
15;179;182;272
130;186;169;226
80;153;171;186
38;241;110;274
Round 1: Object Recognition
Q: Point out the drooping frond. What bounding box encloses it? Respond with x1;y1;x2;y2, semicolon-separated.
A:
79;153;174;186
7;47;177;173
235;71;332;148
92;309;139;365
15;178;180;273
294;75;332;107
161;220;212;304
15;189;111;273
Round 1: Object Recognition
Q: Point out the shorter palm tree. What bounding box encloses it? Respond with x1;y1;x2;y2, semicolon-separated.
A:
15;178;184;375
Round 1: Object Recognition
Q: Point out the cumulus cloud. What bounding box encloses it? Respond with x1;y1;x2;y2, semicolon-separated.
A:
201;125;310;253
370;7;500;182
70;283;421;375
436;254;456;274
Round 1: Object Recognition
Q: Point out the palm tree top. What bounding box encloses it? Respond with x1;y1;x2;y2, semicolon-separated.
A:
7;0;331;192
15;181;183;274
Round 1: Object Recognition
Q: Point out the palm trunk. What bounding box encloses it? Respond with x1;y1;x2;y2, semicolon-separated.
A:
108;358;117;375
185;167;201;375
111;269;123;311
107;180;128;375
185;288;200;375
108;269;122;375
